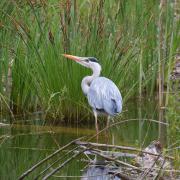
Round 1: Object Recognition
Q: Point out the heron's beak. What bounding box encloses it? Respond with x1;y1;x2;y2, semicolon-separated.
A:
63;54;90;68
62;54;81;62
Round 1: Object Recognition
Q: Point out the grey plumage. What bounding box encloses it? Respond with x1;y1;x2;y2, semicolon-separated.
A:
88;77;122;116
63;54;123;133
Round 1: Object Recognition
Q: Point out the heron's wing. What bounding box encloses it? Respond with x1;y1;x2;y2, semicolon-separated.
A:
87;77;122;116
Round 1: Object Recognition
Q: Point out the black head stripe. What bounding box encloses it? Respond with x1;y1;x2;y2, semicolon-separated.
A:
88;57;98;63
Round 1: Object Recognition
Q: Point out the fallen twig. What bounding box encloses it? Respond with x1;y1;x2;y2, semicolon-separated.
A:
34;146;79;180
108;171;132;180
42;149;86;180
138;153;162;179
87;119;169;142
18;137;84;180
89;148;142;171
153;158;167;180
76;141;174;160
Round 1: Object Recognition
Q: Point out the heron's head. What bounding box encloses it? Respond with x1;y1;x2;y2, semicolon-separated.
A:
63;54;101;71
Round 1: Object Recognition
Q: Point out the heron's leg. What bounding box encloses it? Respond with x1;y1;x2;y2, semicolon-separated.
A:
93;110;99;142
94;111;98;133
107;116;115;146
105;116;111;144
106;116;111;129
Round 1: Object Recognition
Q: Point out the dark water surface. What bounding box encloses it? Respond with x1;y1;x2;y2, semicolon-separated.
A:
0;100;167;179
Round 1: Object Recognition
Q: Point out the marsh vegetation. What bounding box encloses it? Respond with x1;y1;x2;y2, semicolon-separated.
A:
0;0;179;119
0;0;180;179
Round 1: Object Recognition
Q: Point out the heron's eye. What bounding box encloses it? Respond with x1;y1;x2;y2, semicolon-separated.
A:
85;59;89;63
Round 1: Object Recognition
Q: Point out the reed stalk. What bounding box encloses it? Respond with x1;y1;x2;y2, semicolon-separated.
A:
0;0;179;121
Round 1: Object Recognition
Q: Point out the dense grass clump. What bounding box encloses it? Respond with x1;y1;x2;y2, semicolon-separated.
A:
0;0;179;121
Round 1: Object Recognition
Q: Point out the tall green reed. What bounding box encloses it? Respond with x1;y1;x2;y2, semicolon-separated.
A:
0;0;179;121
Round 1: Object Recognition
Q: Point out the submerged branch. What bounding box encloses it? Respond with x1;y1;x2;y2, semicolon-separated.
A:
76;141;174;160
34;146;79;180
18;137;84;180
87;119;169;143
42;149;86;180
108;171;132;180
89;148;142;171
79;141;178;179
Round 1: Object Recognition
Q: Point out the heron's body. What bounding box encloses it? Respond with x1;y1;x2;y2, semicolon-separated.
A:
87;77;122;116
63;54;123;135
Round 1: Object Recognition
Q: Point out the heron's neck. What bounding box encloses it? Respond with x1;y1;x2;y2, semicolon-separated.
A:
81;64;101;95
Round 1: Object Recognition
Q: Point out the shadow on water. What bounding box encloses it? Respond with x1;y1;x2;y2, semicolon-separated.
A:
82;164;120;180
0;98;171;179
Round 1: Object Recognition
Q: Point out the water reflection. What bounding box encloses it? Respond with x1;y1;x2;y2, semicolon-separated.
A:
0;99;170;179
82;164;120;180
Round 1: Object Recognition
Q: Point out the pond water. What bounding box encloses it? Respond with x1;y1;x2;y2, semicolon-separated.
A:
0;99;171;179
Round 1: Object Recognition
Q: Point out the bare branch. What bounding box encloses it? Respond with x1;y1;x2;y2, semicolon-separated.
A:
76;141;174;160
18;137;84;180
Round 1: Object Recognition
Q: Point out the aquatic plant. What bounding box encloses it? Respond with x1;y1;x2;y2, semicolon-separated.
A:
0;0;179;121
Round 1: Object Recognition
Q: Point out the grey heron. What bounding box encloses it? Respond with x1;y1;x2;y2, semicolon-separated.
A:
63;54;122;134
